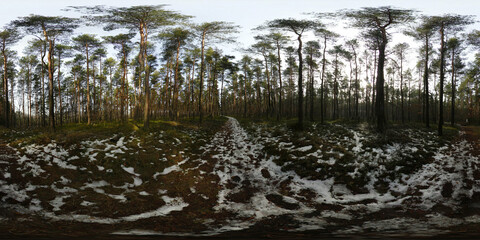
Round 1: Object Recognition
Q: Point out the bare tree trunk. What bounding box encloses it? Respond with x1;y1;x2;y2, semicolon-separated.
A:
47;40;55;130
333;53;338;119
400;52;404;124
173;40;181;120
365;53;369;119
92;60;96;121
86;43;91;125
262;54;271;118
320;37;327;124
76;73;81;123
40;46;46;127
28;67;31;127
353;49;359;120
297;34;304;128
276;42;283;120
2;41;9;128
451;46;455;126
424;35;430;128
375;39;387;133
57;51;63;126
220;70;224;116
140;22;150;129
371;49;377;120
438;24;445;136
199;32;206;123
309;66;314;122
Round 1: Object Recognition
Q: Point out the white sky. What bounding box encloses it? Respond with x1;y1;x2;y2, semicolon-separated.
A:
4;0;480;113
2;0;480;70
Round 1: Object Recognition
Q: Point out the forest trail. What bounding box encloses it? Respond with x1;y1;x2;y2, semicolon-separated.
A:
463;126;480;155
1;118;480;239
203;117;311;230
188;117;480;236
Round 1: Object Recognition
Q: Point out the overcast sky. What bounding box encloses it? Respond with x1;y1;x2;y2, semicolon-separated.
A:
4;0;480;113
2;0;480;63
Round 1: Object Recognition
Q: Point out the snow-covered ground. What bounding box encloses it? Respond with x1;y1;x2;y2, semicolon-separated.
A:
0;118;479;237
0;128;199;227
239;120;480;232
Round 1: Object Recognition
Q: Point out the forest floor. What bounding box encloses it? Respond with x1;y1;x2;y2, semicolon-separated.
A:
0;117;479;239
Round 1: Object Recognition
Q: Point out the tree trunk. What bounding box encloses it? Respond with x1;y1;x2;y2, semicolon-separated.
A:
190;55;196;118
173;40;181;120
438;24;445;136
400;53;404;124
28;65;31;127
365;53;369;119
141;22;150;129
451;46;455;126
276;42;283;120
92;60;97;121
309;65;314;122
320;37;327;124
262;54;271;118
57;51;63;126
297;34;304;129
333;53;338;119
41;25;55;130
40;46;46;127
86;43;91;125
47;40;55;130
76;72;81;123
424;35;430;128
2;42;9;128
348;60;353;119
353;49;359;120
199;32;206;123
121;43;127;122
375;39;387;133
371;49;377;120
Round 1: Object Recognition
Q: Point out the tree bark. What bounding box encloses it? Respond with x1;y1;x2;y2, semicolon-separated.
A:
198;32;206;123
375;39;387;133
42;26;55;130
451;45;455;126
438;23;445;136
333;52;339;119
400;52;404;124
141;22;150;129
353;49;359;120
297;34;304;129
40;44;46;127
57;50;63;126
173;39;181;120
320;37;327;124
424;35;430;128
262;54;271;118
121;43;127;122
276;42;283;120
2;40;9;128
309;63;314;122
86;43;91;125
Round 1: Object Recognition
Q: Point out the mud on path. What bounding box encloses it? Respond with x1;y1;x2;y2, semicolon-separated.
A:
0;119;480;239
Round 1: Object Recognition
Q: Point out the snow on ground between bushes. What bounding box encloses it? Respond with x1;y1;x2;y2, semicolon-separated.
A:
0;118;479;237
0;125;207;226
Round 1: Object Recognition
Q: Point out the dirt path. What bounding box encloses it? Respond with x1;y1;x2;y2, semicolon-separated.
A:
1;119;480;239
188;118;480;236
460;125;480;199
462;126;480;154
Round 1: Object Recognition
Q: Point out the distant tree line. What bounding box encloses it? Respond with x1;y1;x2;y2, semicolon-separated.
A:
0;5;479;135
